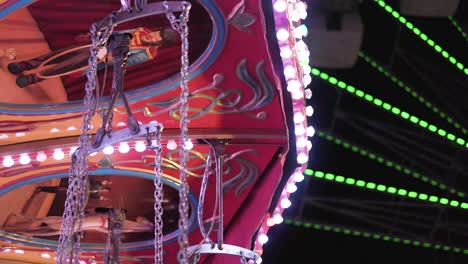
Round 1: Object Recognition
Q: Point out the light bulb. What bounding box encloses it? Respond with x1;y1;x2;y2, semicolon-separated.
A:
258;234;269;245
117;122;126;127
2;156;14;167
293;171;305;182
304;88;312;99
167;140;177;150
296;137;308;148
184;140;193;150
287;79;301;92
135;141;146;152
280;198;292;208
291;90;304;100
276;28;289;41
274;0;287;12
306;126;315;137
41;253;51;259
307;140;312;151
69;146;78;156
67;126;77;131
293;112;305;123
103;146;114;155
294;125;306;136
14;249;24;254
118;142;130;154
286;183;298;193
53;149;65;160
36;152;47;162
280;46;293;59
50;128;59;133
293;24;308;38
19;154;31;165
273;214;284;224
15;132;25;137
305;106;314;117
284;65;296;79
266;218;276;227
297;152;308;164
303;74;312;86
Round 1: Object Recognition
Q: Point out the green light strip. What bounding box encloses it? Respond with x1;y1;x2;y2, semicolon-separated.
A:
449;16;468;44
358;52;468;135
310;68;468;149
316;131;466;198
284;219;468;255
374;0;468;76
304;169;468;210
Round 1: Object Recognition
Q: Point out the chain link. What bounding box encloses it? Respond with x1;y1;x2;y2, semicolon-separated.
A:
164;2;192;263
147;127;164;264
56;14;116;264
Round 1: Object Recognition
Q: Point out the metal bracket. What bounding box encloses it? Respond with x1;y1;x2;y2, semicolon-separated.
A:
187;243;261;264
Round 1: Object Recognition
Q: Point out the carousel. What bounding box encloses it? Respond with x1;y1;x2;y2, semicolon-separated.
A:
0;0;311;263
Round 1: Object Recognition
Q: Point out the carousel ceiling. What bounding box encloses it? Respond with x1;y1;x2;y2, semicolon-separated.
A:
0;0;311;263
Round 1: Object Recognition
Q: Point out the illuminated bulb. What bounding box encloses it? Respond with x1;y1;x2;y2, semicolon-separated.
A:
2;248;11;252
303;73;312;86
103;146;114;155
291;90;304;100
258;234;269;245
302;65;311;75
69;147;78;156
305;106;314;117
280;198;292;208
294;125;306;136
283;65;296;79
295;40;307;51
293;171;305;182
89;152;97;156
2;156;14;167
257;257;263;264
167;140;177;150
149;120;158;124
306;126;315;137
307;140;312;151
273;214;284;224
280;46;293;59
184;140;193;150
0;134;8;139
36;152;47;162
79;261;87;264
53;149;65;160
118;142;130;154
276;28;289;41
67;126;77;131
287;79;301;92
286;183;298;193
266;218;276;226
293;24;308;38
41;253;51;259
135;141;146;152
15;132;25;137
304;89;312;99
50;128;59;133
297;152;308;164
14;249;24;254
273;0;287;12
117;122;126;127
19;154;31;165
296;137;308;148
293;112;305;123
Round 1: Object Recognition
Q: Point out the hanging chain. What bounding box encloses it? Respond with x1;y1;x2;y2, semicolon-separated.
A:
240;251;248;264
56;14;116;264
164;2;191;263
146;127;164;264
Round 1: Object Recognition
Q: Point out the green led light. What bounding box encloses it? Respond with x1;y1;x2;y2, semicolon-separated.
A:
319;72;329;80
311;68;320;75
400;112;410;119
383;103;392;110
450;200;459;207
346;85;356;93
316;131;466;197
364;94;373;102
355;90;365;97
450;16;468;43
374;0;468;76
391;107;401;115
306;169;465;209
329;77;338;84
338;81;346;89
286;219;468;255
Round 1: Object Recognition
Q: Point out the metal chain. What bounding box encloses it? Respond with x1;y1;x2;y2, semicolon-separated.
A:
164;2;191;263
56;14;116;264
146;127;164;264
240;251;248;264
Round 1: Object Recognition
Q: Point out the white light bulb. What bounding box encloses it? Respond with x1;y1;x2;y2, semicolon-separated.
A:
286;183;298;193
15;132;25;137
184;140;193;150
167;140;177;150
67;126;77;131
294;125;306;136
296;137;308;148
280;198;292;208
276;28;289;41
50;128;59;133
0;134;8;139
258;234;269;245
283;65;296;79
303;73;312;86
287;79;301;92
297;152;308;164
257;257;263;264
307;140;312;151
305;106;314;117
302;65;311;74
19;154;31;165
305;88;312;99
118;142;130;154
291;90;304;100
36;152;47;162
293;171;305;182
117;122;126;127
53;149;65;160
2;156;14;167
69;146;78;156
14;249;24;254
273;214;284;224
41;253;51;259
103;146;114;155
293;24;308;38
89;151;97;156
135;141;146;152
280;46;293;59
293;112;305;123
274;0;287;12
306;126;315;137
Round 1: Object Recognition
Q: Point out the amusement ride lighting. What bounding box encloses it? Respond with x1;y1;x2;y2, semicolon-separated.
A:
134;141;146;152
316;131;465;197
183;139;193;150
311;68;468;149
67;126;77;131
102;145;114;155
19;153;31;165
53;149;65;160
2;156;14;167
449;16;468;43
373;0;468;76
36;152;47;162
258;234;269;245
14;249;24;254
41;253;51;259
50;128;60;133
167;140;178;150
118;142;130;154
304;169;468;210
285;219;468;255
359;52;467;135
